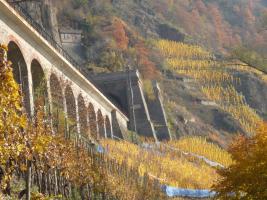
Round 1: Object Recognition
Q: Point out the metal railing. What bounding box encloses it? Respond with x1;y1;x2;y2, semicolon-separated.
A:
7;1;84;74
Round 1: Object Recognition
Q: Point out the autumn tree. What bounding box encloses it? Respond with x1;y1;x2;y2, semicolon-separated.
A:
213;122;267;200
0;44;27;195
111;18;129;51
134;41;160;79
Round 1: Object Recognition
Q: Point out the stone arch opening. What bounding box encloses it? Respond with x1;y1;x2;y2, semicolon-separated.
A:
97;110;105;138
31;59;48;112
105;116;112;138
7;41;31;114
78;94;88;138
50;74;64;134
88;103;97;140
65;85;77;140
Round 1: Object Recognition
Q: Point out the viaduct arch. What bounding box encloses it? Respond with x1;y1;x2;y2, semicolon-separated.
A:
7;41;31;114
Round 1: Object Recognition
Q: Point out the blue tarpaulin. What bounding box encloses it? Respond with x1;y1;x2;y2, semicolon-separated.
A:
97;145;105;153
163;185;216;198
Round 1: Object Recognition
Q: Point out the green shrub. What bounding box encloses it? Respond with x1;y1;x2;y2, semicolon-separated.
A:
143;80;156;101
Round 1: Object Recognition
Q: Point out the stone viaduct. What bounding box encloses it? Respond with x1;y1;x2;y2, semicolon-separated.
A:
0;0;172;142
0;0;128;142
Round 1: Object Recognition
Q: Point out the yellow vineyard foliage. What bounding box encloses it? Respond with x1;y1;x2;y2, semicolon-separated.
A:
155;39;263;135
168;136;232;167
101;139;221;189
166;58;216;70
202;85;262;134
0;45;28;190
155;40;212;59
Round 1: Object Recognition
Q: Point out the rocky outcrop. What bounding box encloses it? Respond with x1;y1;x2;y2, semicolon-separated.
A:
21;0;61;44
161;77;245;146
157;24;185;42
233;71;267;120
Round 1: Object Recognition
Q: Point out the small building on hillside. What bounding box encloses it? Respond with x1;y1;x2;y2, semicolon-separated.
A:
59;28;83;44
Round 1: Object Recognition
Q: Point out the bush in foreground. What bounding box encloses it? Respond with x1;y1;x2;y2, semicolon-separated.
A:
213;122;267;199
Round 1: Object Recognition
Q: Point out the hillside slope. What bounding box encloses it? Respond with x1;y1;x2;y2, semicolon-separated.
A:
59;0;267;144
22;0;267;144
65;0;267;53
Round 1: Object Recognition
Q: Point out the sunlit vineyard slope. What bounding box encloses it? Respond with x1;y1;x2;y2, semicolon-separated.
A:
155;39;263;135
101;138;231;189
168;136;232;167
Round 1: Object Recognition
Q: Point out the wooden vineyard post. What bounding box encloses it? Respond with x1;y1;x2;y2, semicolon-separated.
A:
26;161;32;200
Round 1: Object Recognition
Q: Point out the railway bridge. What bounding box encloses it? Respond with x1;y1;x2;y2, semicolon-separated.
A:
0;0;129;142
